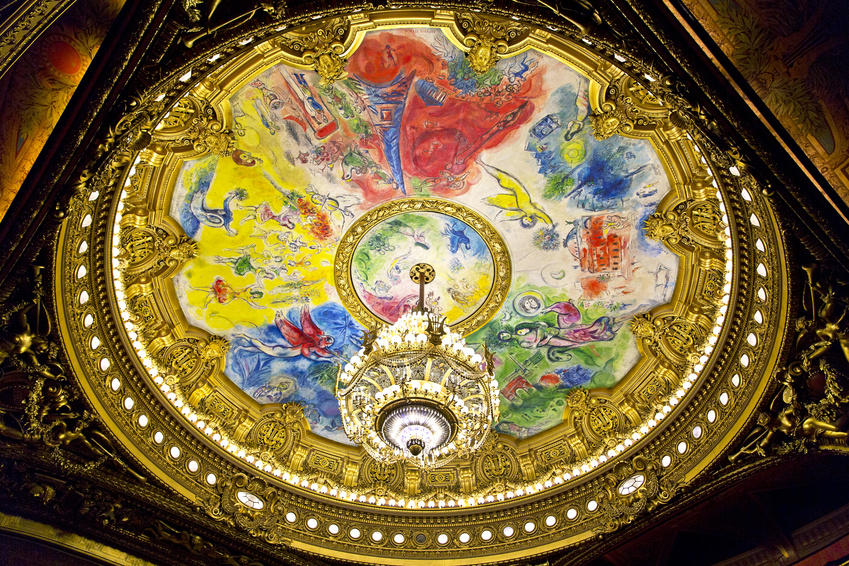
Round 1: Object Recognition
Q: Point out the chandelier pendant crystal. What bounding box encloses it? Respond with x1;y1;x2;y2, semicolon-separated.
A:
336;263;500;468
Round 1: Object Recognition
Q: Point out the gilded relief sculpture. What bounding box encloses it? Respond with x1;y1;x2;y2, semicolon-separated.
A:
38;5;794;564
730;265;849;463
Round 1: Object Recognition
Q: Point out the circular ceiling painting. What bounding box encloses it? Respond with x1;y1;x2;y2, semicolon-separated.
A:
167;27;678;441
56;8;788;564
335;198;508;331
351;208;495;324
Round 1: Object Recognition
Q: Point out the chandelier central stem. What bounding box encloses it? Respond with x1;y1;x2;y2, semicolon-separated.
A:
409;262;435;313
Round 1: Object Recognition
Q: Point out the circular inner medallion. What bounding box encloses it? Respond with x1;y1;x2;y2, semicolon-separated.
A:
335;198;511;334
353;211;492;324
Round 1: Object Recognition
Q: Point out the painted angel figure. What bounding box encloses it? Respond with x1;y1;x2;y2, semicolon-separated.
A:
232;306;339;361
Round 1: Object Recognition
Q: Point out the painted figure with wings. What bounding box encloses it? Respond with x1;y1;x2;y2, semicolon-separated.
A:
233;306;339;361
478;160;552;228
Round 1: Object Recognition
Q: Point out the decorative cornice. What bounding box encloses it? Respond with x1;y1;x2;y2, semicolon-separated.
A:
0;1;846;565
0;0;73;81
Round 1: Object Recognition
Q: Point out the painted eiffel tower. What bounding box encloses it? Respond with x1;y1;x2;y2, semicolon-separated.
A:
354;71;417;194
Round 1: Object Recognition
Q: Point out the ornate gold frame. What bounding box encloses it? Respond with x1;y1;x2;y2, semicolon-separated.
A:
53;8;788;564
333;197;512;333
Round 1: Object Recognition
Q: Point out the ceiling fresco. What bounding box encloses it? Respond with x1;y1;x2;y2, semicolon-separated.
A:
683;0;849;207
48;6;796;564
168;28;678;442
0;0;124;221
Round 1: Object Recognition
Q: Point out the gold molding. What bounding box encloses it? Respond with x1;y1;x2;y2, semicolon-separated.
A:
333;197;512;334
51;8;791;564
0;512;153;566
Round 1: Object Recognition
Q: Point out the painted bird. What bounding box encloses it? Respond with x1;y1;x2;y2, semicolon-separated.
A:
478;160;553;228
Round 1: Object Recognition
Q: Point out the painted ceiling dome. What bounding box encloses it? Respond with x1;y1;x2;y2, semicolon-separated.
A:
164;26;682;443
54;7;788;565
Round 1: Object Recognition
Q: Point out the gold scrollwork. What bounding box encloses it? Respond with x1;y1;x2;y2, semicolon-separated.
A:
566;388;628;443
148;94;235;157
179;104;236;156
532;440;572;474
277;17;350;85
203;473;291;546
200;391;242;423
424;469;457;487
589;76;663;140
118;225;198;278
644;199;725;250
473;436;521;485
304;450;342;478
156;337;226;389
333;197;511;336
631;312;706;366
596;456;677;534
360;458;403;491
245;403;304;457
454;13;529;74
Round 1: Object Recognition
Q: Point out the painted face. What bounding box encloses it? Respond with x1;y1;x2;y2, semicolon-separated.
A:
521;297;540;312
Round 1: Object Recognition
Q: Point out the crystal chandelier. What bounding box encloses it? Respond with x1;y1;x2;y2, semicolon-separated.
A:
336;263;500;468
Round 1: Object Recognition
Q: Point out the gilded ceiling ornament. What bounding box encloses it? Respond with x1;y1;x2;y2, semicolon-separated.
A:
589;78;661;140
304;450;343;478
565;389;630;445
631;312;705;366
277;17;350;86
532;440;573;474
155;337;226;388
245;403;304;461
177;1;286;50
200;390;243;423
424;468;457;488
201;336;229;361
180;104;236;156
118;225;198;278
361;459;402;490
644;199;725;250
701;268;726;303
473;435;521;486
596;456;677;534
455;13;528;74
204;473;291;546
730;265;849;462
146;519;271;565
